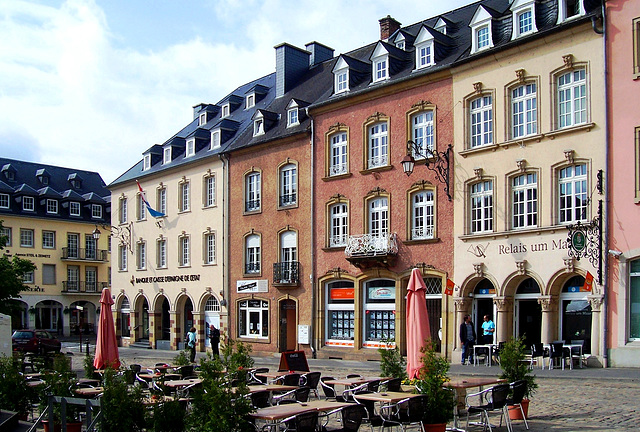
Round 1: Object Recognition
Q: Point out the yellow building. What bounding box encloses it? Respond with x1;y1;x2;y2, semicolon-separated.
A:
1;158;110;336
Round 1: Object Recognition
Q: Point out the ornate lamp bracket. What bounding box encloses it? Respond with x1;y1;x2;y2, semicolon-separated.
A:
403;140;453;201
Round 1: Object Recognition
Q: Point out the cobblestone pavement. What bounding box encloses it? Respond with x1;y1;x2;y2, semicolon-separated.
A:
62;343;640;431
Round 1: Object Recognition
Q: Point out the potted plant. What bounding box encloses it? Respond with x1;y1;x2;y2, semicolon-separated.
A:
499;336;538;419
413;340;456;432
0;355;33;419
100;368;146;431
38;354;82;432
377;339;408;382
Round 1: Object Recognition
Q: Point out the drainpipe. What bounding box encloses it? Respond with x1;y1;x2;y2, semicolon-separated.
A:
600;2;608;368
309;112;317;358
220;153;230;334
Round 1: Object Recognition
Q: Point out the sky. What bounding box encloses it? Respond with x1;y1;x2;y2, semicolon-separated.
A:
0;0;472;184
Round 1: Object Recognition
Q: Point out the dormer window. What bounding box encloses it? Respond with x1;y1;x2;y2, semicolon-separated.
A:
186;139;195;157
414;26;436;70
470;6;494;54
46;199;58;214
336;70;348;93
435;18;447;35
511;0;537;39
246;94;255;109
254;119;264;136
396;41;405;50
211;130;221;149
373;58;388;82
199;112;207;126
557;0;584;23
70;202;80;216
163;147;171;164
143;154;151;171
394;34;406;51
23;196;35;211
6;172;14;181
222;104;230;118
92;204;102;219
287;109;299;127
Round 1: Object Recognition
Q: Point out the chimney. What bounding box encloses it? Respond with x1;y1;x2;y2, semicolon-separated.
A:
275;43;311;98
305;42;334;67
379;15;401;41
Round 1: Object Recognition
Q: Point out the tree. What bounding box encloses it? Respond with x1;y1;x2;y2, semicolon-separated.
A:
0;220;36;315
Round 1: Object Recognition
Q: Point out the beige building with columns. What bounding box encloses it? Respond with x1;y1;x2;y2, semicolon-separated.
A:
450;1;606;365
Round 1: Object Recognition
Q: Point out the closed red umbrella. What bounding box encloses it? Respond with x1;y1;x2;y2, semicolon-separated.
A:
94;288;120;369
406;268;431;379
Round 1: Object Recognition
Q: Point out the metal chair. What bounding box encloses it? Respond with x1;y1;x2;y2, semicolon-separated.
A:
281;410;320;432
273;386;311;405
570;340;585;368
379;377;402;392
353;392;384;432
366;379;381;392
465;383;511;432
320;376;337;401
379;395;427;432
475;345;491;366
249;390;271;409
341;382;369;403
275;372;301;387
503;380;529;430
549;342;570;370
530;343;545;369
249;367;270;385
346;374;363;379
324;404;366;432
300;371;322;399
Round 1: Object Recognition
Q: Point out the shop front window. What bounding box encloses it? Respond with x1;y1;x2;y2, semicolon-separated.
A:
239;299;268;338
363;279;395;347
326;280;355;346
560;275;591;353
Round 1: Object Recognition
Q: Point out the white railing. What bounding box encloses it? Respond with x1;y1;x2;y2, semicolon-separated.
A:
411;226;434;240
345;233;398;257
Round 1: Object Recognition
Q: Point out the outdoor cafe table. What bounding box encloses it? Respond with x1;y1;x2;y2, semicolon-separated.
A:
323;376;389;387
256;370;307;382
250;400;350;424
74;386;104;398
247;384;299;394
353;391;422;404
444;377;506;431
138;373;182;381
162;378;203;389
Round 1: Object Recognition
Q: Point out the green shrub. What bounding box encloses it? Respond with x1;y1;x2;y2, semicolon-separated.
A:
378;339;407;381
414;340;455;424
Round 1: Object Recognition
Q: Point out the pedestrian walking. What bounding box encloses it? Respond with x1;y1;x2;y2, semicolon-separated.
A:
482;315;495;344
187;326;197;363
209;323;220;357
460;315;476;365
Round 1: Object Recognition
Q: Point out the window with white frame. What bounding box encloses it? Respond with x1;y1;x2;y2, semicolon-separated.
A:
20;229;34;247
137;241;146;270
517;10;533;36
279;164;297;207
245;172;261;212
222;104;230;117
119;197;128;224
204;232;216;265
369;197;389;237
70;202;81;216
373;58;388;82
330;132;348;176
211;130;221;149
143;154;151;171
395;39;405;50
23;270;34;284
417;43;433;69
137;194;146;220
199;112;207;126
157;187;166;216
411;190;434;240
368;122;388;169
204;175;215;207
476;26;490;50
118;245;127;271
512;173;538;229
470;180;493;233
238;299;268;338
557;68;587;129
23;196;34;212
46;199;58;214
325;280;355;343
559;164;588;223
1;227;11;247
179;181;190;212
67;233;79;258
86;267;98;292
85;234;96;260
557;0;584;23
245;234;261;274
157;238;167;269
253;118;264;136
246;94;255;109
163;147;171;164
511;83;537;139
0;193;8;209
329;203;348;247
469;95;493;148
179;235;190;267
412;111;434;156
92;204;102;219
363;279;396;345
42;231;55;249
279;231;297;283
335;70;348;93
186;139;195;157
629;259;640;340
67;266;79;291
287;108;299;127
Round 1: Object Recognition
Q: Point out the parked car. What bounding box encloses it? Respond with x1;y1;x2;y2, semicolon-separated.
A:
12;330;61;354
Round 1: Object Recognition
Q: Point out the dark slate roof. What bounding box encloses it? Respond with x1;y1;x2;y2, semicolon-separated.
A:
110;73;276;186
0;157;110;222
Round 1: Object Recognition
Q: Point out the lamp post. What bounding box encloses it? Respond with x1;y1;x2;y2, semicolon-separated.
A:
401;140;453;201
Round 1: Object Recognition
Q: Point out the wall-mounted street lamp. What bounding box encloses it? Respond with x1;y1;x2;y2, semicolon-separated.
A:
401;140;453;201
93;223;133;253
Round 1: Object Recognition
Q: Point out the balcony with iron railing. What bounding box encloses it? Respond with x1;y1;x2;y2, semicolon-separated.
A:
345;233;398;269
62;281;108;294
273;261;300;287
62;248;108;262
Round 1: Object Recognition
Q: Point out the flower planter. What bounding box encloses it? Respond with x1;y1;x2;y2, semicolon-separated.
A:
42;420;83;432
422;422;447;432
508;398;530;420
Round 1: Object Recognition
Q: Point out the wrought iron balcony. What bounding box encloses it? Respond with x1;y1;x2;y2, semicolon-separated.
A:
279;193;297;207
273;261;300;286
62;247;108;262
62;281;108;294
345;233;398;269
245;262;261;274
245;199;261;212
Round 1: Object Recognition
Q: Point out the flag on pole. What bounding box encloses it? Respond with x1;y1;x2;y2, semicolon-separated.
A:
445;279;455;296
136;180;166;218
581;271;594;292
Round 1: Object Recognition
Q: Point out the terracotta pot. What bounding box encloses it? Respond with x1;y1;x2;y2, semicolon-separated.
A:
508;398;530;420
422;422;447;432
42;420;83;432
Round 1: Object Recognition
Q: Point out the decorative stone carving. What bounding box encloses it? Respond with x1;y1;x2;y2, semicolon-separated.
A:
411;100;433;110
181;287;187;293
365;112;387;123
563;257;575;273
562;54;574;69
159;288;164;294
473;263;484;278
493;297;513;311
454;298;470;312
515;260;527;275
515;68;526;82
473;82;483;93
538;296;556;312
138;288;143;294
564;149;575;164
327;122;347;134
588;295;604;312
474;167;484;179
367;186;387;197
516;159;526;172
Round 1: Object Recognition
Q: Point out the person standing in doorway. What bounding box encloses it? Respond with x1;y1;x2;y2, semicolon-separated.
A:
187;326;197;363
482;315;495;344
209;323;220;357
459;315;476;365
